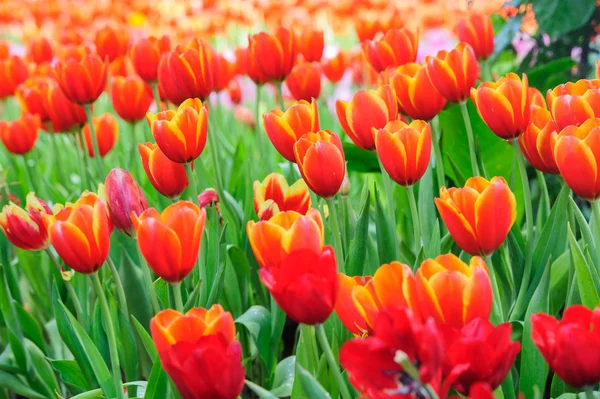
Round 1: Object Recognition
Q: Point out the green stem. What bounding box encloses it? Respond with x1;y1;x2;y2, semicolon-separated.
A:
300;324;319;374
407;186;421;255
459;101;480;177
50;128;66;184
254;84;264;154
170;282;184;312
90;273;125;399
127;121;137;171
276;81;285;111
430;115;445;190
84;104;105;180
484;254;504;324
136;244;161;314
536;169;551;219
377;156;398;241
512;139;534;244
21;155;36;194
314;324;352;399
45;248;85;327
592;201;600;259
207;117;224;194
151;82;161;112
326;197;345;273
73;131;89;190
184;162;198;202
106;257;129;318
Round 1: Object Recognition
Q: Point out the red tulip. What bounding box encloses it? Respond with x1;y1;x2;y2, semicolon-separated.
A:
425;42;479;103
138;142;189;198
0;113;40;155
457;12;494;60
0;55;29;99
95;26;130;62
110;75;153;122
362;28;419;73
53;54;108;104
248;27;296;82
0;193;51;251
295;28;324;62
104;168;148;237
130;35;171;83
285;62;321;101
81;113;119;158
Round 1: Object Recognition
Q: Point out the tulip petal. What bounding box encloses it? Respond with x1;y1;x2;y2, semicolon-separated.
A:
474;181;516;255
555;136;598;200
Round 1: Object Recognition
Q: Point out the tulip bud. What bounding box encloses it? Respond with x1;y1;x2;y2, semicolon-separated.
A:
104;168;148;237
198;188;219;208
340;166;351;197
0;192;51;251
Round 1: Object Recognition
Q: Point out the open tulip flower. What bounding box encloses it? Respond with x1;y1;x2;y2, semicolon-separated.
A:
457;12;494;60
547;79;600;129
52;53;108;105
253;173;311;220
0;192;51;251
425;42;479;103
362;28;419;73
518;106;560;174
390;62;447;120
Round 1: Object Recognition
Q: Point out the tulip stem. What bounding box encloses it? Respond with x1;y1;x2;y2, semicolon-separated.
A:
254;84;264;157
45;248;85;327
326;197;345;272
170;282;184;312
459;101;480;177
106;257;129;317
407;186;422;255
300;324;319;374
377;156;398;242
21;155;36;195
90;272;125;399
314;324;352;399
135;245;161;314
151;82;161;112
127;121;137;171
50;127;66;185
585;386;596;399
84;104;105;180
484;254;504;324
430;115;445;189
276;81;285;111
184;162;198;202
512;139;534;244
591;201;600;259
74;131;90;190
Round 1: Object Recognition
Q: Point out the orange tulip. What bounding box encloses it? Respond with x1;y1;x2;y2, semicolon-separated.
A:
362;28;418;73
108;56;133;78
130;35;171;83
294;130;346;199
546;79;600;129
284;62;321;101
82;113;118;158
425;42;479;103
335;262;419;336
471;73;530;139
110;75;153;122
554;118;600;200
0;55;29;98
390;63;447;120
95;26;129;63
336;85;397;150
213;54;235;93
147;98;208;164
263;98;319;162
416;254;492;328
322;50;349;83
0;192;51;251
139;142;189;198
43;80;87;132
295;28;324;62
253;173;311;220
53;53;108;104
133;201;206;283
435;176;517;256
529;87;546;108
44;192;113;274
0;40;9;59
457;12;494;60
150;305;245;399
26;37;53;65
248;27;296;82
16;77;51;124
518;106;559;174
373;120;431;186
227;78;242;105
0;113;40;155
247;209;323;268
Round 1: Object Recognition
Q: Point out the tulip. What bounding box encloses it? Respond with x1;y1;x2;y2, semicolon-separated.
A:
198;188;219;209
294;130;346;199
82;113;118;158
335;275;372;336
529;87;546;108
247;209;323;268
53;54;108;105
416;254;492;328
133;201;206;283
373;119;431;187
284;62;321;101
391;63;447;120
0;55;29;98
213;54;235;93
130;35;171;83
248;27;295;82
362;28;419;73
547;79;600;129
554;118;600;200
0;192;51;251
531;305;600;388
425;42;479;103
457;12;494;60
27;37;54;65
254;173;310;220
322;50;349;83
350;51;379;87
336;85;397;150
150;305;245;399
518;106;559;174
43;81;87;132
340;307;443;398
260;246;338;325
295;28;324;62
435;176;517;256
43;192;113;274
227;79;242;105
139;142;189;198
0;113;40;155
471;73;530;139
0;41;8;59
110;75;154;122
95;26;130;63
104;168;148;237
442;318;520;395
147;98;208;164
16;77;51;123
263;98;319;162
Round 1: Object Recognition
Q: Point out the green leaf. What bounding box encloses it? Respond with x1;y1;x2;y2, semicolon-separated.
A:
418;167;436;251
270;356;295;397
119;245;153;334
131;316;158;360
71;381;148;399
50;359;89;394
15;303;47;355
227;246;251;309
568;225;600;309
24;340;60;395
246;380;279;399
346;188;371;276
373;184;397;264
549;251;571;315
0;370;45;399
427;222;441;259
525;58;577;93
144;359;168;399
235;306;271;365
296;364;332;399
569;197;600;266
533;0;596;35
153;278;169;309
117;310;138;382
343;144;379;173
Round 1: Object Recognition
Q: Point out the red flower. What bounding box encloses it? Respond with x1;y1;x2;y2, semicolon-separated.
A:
110;75;153;122
53;54;108;104
104;168;148;237
285;62;321;101
130;35;171;83
0;113;40;155
248;27;296;82
95;26;130;62
0;193;51;251
0;55;29;99
362;28;419;73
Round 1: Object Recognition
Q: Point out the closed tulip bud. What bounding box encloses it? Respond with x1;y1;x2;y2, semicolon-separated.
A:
150;305;245;399
43;192;113;274
457;12;494;60
518;106;559;174
285;62;321;101
391;63;447;120
133;201;206;283
16;77;51;123
213;54;235;93
227;79;242;105
0;192;51;251
110;75;153;122
95;26;130;62
147;98;208;163
373;120;431;187
294;130;346;199
416;254;492;328
198;188;219;209
555;118;600;200
260;246;338;325
248;27;296;82
295;28;324;62
247;209;323;268
0;55;29;98
322;50;349;83
435;176;516;255
138;142;188;198
104;168;148;236
254;173;310;220
53;54;108;104
27;37;54;65
82;113;118;158
130;35;171;83
0;113;40;155
426;42;479;103
547;79;600;129
43;81;87;132
362;28;419;73
263;98;319;162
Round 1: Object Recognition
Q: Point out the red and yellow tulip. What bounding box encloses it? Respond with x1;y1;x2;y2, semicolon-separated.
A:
253;173;311;220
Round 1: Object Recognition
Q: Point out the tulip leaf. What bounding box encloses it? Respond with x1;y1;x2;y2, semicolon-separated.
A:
549;251;571;315
144;359;169;399
235;305;272;365
227;245;251;309
296;364;332;399
418;166;437;251
373;184;397;264
270;356;296;397
569;197;600;266
15;303;47;355
525;58;577;94
118;245;153;334
116;309;139;383
343;144;379;173
50;360;89;395
246;379;279;399
0;370;46;399
567;225;600;309
533;0;596;35
131;316;158;361
346;188;371;276
25;340;60;395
